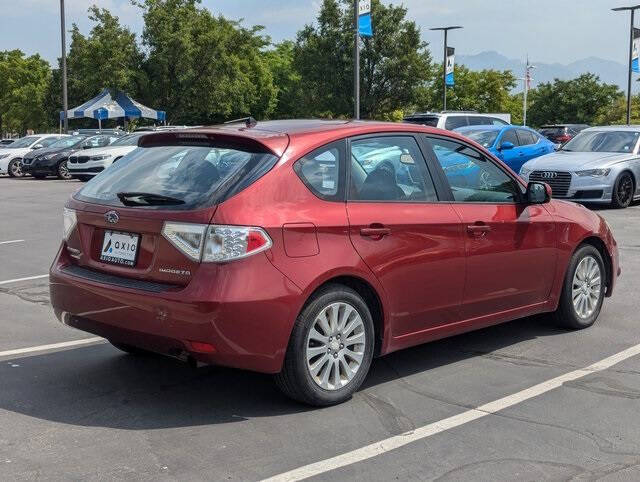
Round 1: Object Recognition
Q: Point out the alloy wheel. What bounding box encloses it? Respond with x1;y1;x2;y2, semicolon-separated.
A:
58;161;72;180
616;173;633;206
571;255;602;319
9;160;23;177
305;302;366;391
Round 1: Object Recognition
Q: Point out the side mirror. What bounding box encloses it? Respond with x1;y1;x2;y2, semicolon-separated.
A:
526;181;551;204
499;141;515;151
32;144;44;150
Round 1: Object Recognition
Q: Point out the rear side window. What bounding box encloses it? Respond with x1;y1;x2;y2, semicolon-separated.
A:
294;141;344;201
404;116;439;127
75;144;278;209
516;129;537;146
444;116;468;130
468;116;490;126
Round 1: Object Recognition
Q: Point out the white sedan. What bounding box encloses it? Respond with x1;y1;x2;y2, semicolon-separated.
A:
0;134;69;177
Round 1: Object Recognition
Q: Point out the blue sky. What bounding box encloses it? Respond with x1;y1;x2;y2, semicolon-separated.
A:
0;0;636;67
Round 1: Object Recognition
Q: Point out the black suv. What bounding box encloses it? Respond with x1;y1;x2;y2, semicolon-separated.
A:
21;134;117;179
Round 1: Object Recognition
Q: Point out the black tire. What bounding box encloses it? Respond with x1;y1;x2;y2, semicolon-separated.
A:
57;160;72;180
553;244;606;329
274;284;375;406
109;341;150;355
32;174;47;180
611;171;634;209
7;159;23;178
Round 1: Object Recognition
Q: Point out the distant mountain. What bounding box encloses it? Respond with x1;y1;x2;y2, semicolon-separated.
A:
456;51;636;92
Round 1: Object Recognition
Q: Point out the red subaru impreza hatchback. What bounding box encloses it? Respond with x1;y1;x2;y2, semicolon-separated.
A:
50;120;620;405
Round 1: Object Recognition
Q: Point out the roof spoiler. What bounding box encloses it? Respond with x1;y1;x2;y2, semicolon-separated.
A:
224;116;257;128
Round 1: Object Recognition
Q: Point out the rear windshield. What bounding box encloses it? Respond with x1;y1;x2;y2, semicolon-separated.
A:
404;116;439;127
75;144;278;209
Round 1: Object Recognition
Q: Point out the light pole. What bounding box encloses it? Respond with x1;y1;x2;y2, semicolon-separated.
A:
60;0;68;133
354;0;360;120
522;58;535;126
430;26;462;111
613;5;640;125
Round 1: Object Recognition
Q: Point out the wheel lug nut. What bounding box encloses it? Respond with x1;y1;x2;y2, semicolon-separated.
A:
329;337;332;342
340;344;344;349
333;353;338;358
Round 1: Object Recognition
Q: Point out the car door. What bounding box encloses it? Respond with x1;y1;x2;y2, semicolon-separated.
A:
424;135;557;321
494;128;523;171
346;134;466;337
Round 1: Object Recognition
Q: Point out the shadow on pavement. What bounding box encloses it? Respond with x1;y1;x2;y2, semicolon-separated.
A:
0;314;566;429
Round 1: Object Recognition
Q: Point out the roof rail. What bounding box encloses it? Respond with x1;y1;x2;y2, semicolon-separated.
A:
441;110;479;114
224;116;257;128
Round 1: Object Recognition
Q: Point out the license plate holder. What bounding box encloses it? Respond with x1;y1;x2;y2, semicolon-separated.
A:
100;230;140;267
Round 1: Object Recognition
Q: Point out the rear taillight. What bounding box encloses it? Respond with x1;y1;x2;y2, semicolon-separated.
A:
557;135;571;143
162;222;272;263
63;208;77;240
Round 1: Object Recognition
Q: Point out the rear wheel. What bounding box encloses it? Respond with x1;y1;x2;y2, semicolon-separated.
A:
553;244;605;329
57;160;72;180
275;284;374;406
7;159;23;178
611;171;634;209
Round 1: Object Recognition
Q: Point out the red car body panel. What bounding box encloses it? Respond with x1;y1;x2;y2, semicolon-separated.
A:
50;120;620;374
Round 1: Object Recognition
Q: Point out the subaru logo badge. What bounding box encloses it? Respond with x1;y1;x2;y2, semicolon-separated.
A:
104;210;119;224
541;171;557;179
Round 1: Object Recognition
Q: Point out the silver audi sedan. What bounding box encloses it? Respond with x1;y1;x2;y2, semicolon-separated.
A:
520;125;640;208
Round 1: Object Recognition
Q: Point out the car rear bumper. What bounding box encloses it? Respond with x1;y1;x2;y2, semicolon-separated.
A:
49;244;303;373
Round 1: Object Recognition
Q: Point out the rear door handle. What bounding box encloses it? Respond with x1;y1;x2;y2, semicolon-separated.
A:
360;227;391;238
467;224;491;237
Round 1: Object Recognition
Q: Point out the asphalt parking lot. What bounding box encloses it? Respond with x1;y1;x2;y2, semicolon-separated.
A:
1;177;640;481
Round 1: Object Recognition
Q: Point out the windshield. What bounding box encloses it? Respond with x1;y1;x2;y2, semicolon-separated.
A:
50;136;86;149
561;131;639;153
75;144;278;209
459;129;499;148
111;133;145;146
8;136;40;148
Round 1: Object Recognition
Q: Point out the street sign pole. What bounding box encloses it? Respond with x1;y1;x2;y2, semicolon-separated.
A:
60;0;68;134
354;0;360;120
430;26;462;112
613;5;640;125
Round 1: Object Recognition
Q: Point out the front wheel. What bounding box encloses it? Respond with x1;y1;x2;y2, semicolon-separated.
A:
7;159;23;178
57;160;72;180
611;172;634;209
553;244;605;329
275;284;375;406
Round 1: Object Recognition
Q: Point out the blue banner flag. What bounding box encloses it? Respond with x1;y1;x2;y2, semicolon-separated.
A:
446;47;455;86
358;0;373;37
633;28;640;73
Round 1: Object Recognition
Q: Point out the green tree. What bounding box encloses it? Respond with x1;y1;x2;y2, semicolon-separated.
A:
0;50;52;135
527;74;621;127
425;64;517;114
264;41;304;118
293;0;434;119
136;0;277;124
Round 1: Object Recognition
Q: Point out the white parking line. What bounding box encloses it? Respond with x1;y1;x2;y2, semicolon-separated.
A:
0;239;24;245
0;274;48;286
0;337;104;358
263;342;640;482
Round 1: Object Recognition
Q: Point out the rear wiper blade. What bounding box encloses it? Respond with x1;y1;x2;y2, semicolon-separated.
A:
116;192;185;206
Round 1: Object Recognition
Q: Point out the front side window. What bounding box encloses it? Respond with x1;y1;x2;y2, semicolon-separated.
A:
349;136;437;202
427;137;521;203
500;129;520;147
294;141;343;200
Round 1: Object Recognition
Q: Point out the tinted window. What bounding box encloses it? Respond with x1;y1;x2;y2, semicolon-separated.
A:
350;136;437;202
427;137;521;203
516;129;537;146
294;141;342;200
76;144;278;209
50;136;86;148
404;116;439;127
9;136;41;148
562;131;640;153
111;133;146;146
489;117;508;125
500;129;520;147
468;116;491;126
445;116;468;130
